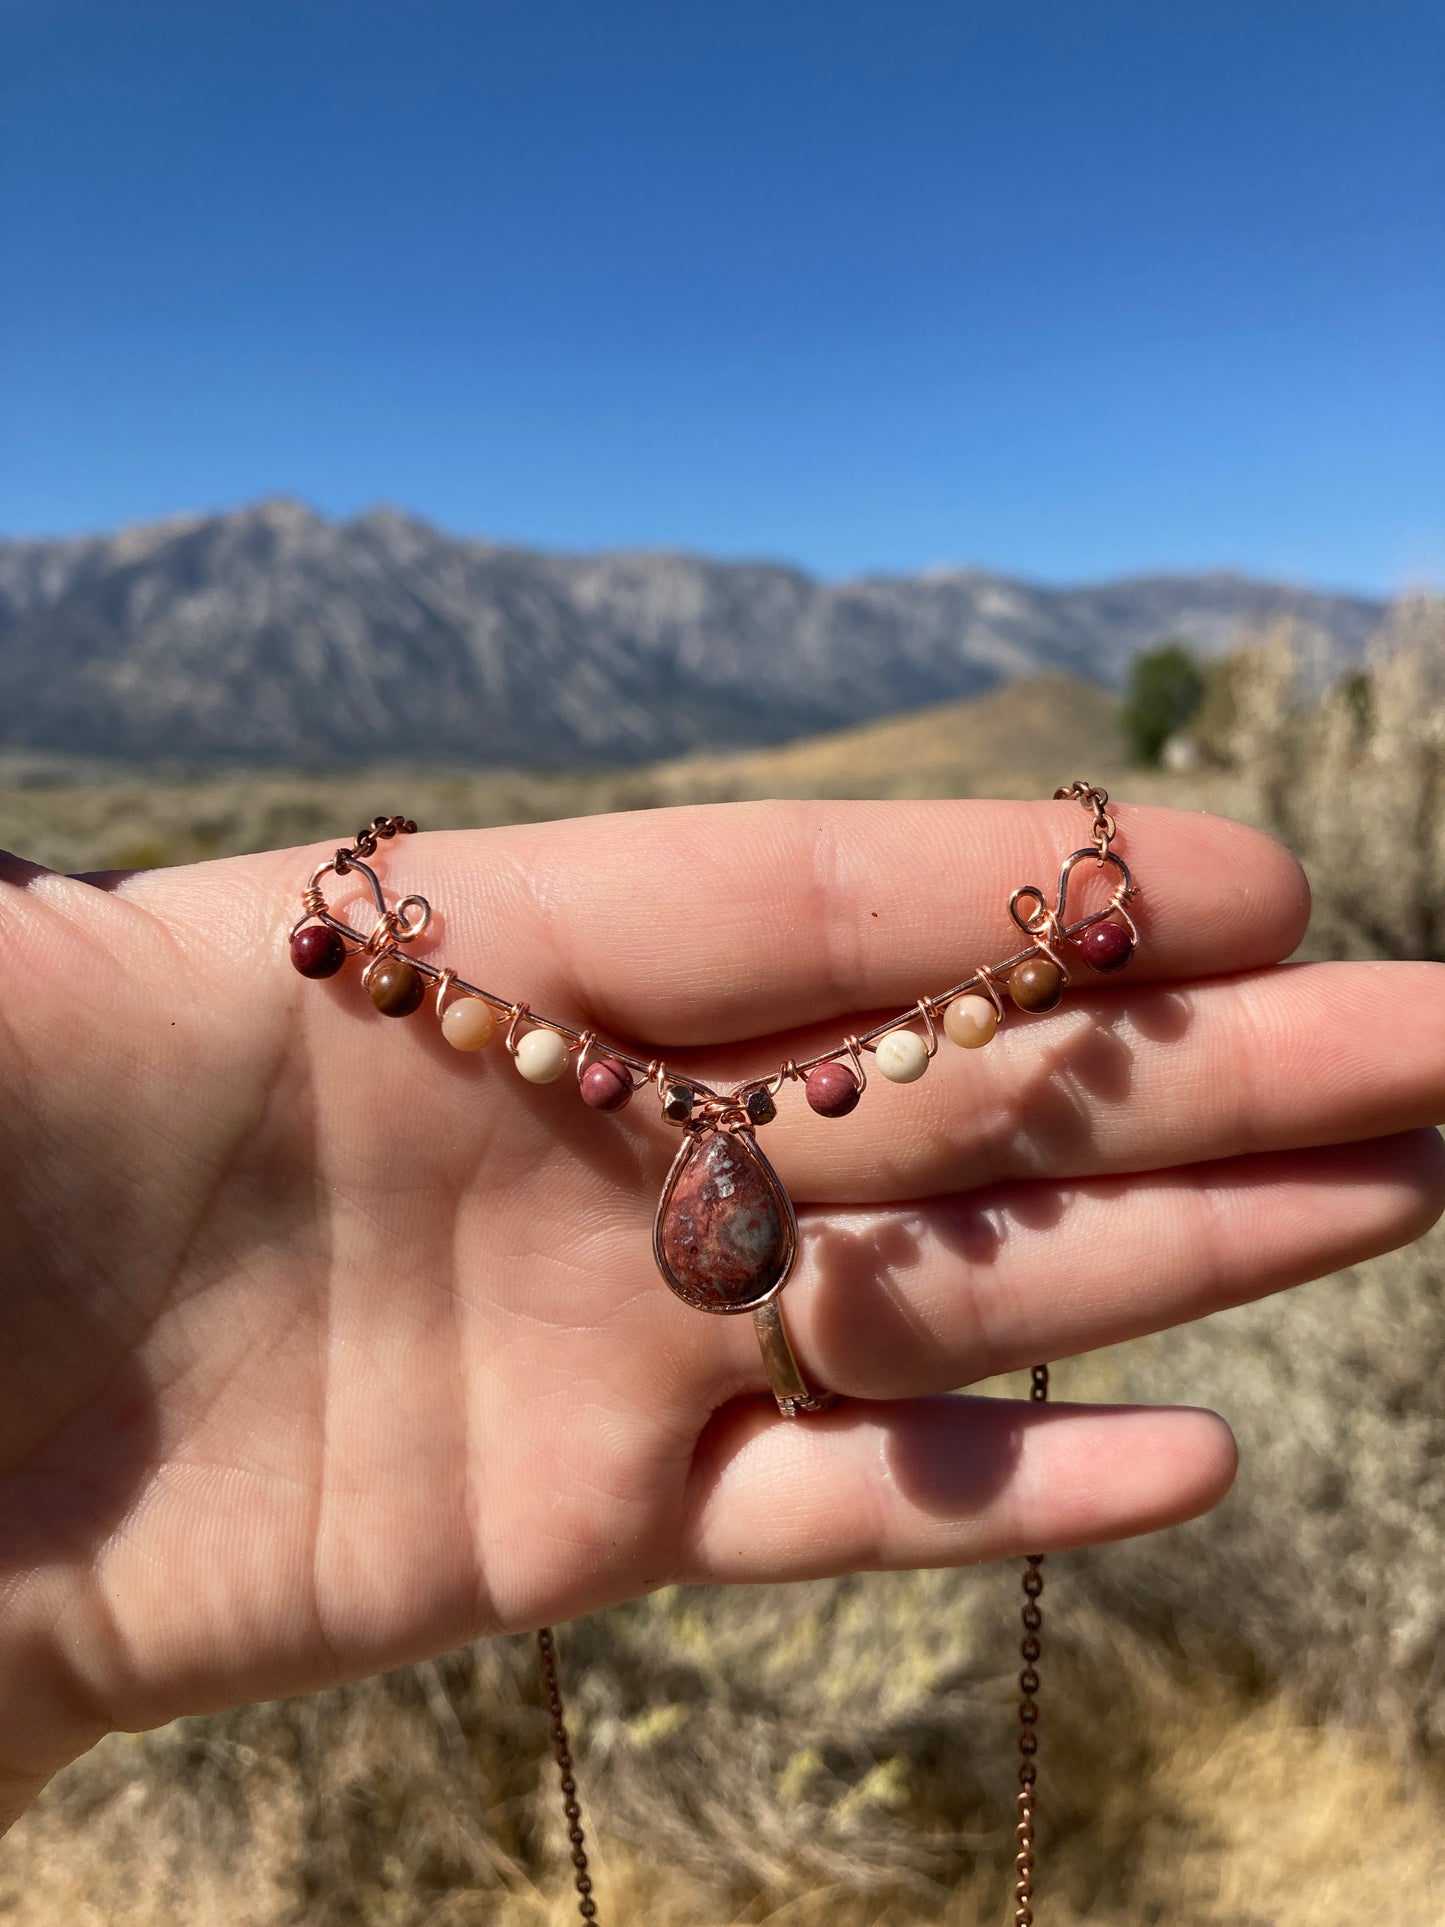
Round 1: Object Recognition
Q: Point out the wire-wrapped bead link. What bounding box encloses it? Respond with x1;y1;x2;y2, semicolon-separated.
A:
292;784;1137;1124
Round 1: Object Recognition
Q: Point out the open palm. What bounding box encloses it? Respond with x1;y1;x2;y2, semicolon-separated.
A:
2;795;1441;1820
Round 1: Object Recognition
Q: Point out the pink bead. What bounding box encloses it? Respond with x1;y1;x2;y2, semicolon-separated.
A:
580;1056;633;1111
1081;920;1134;973
805;1061;861;1118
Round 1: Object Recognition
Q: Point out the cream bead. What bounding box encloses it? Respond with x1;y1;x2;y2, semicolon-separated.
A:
441;996;499;1052
515;1027;571;1083
944;994;1000;1049
874;1027;930;1083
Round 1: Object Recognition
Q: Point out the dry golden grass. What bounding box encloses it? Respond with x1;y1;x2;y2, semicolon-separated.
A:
7;1621;1442;1925
0;673;1125;876
2;628;1443;1924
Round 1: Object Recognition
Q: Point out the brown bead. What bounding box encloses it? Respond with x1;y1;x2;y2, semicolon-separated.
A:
1081;920;1134;973
366;955;425;1017
805;1060;861;1118
1009;957;1064;1013
580;1057;633;1111
290;925;347;979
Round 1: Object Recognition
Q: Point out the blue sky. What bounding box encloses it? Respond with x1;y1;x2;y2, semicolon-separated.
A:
2;0;1441;591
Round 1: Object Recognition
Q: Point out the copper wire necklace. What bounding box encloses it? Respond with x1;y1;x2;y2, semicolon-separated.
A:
284;781;1141;1924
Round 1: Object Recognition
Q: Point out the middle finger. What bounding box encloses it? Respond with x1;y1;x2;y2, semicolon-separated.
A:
687;959;1445;1204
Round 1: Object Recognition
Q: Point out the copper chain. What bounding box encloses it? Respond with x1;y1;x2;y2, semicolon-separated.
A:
536;1627;600;1924
335;813;418;868
1053;780;1115;856
1013;1361;1049;1925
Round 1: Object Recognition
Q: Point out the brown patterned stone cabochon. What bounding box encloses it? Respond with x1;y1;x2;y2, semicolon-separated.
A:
657;1128;792;1312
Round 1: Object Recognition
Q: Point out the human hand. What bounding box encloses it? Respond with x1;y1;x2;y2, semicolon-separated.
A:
2;797;1441;1822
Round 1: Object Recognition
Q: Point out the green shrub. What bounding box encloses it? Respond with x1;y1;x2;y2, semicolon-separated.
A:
1121;640;1206;766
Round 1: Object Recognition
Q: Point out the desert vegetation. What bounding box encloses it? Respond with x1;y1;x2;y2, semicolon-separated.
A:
1;604;1443;1925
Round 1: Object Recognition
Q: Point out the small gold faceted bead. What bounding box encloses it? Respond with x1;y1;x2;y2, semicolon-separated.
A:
515;1027;571;1083
944;994;1000;1049
1009;957;1065;1014
366;955;425;1017
441;996;498;1052
875;1028;930;1083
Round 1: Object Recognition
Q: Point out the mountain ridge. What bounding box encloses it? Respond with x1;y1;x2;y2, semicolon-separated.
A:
0;499;1386;767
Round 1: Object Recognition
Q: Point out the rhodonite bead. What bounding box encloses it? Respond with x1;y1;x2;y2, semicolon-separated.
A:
1009;957;1064;1013
366;955;425;1016
944;994;1000;1048
441;996;498;1051
290;925;346;979
1081;920;1134;973
515;1027;571;1083
805;1061;861;1117
580;1056;633;1111
875;1028;930;1083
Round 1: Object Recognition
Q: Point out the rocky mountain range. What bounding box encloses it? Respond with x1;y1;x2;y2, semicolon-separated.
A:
0;499;1386;767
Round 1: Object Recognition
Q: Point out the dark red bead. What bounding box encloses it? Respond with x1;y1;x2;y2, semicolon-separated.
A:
290;925;346;979
805;1060;861;1118
1081;920;1134;973
580;1057;633;1112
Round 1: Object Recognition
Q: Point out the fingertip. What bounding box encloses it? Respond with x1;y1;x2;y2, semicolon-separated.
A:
1172;1404;1240;1515
1043;1402;1239;1543
1238;818;1312;964
1363;1126;1445;1245
1181;809;1312;970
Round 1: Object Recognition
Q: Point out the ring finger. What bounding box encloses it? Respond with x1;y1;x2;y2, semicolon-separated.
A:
701;1129;1445;1403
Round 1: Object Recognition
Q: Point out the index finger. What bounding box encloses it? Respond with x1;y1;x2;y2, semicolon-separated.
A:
249;795;1310;1047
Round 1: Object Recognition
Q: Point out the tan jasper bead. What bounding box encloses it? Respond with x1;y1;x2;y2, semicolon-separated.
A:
875;1028;930;1083
441;996;498;1051
944;994;1000;1049
514;1027;572;1083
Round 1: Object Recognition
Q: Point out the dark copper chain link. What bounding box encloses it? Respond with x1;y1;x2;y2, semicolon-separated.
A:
1014;1361;1049;1925
1053;780;1115;854
536;1627;600;1924
335;814;418;869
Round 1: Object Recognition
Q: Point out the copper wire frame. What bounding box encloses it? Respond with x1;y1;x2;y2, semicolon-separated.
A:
967;965;1008;1025
291;813;1137;1112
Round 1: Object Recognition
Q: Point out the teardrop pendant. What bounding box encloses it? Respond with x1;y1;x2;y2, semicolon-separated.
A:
653;1126;798;1314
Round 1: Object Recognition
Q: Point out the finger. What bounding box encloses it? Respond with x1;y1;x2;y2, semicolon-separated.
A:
744;959;1445;1204
701;1131;1445;1403
0;850;57;890
682;1399;1237;1582
127;798;1310;1046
